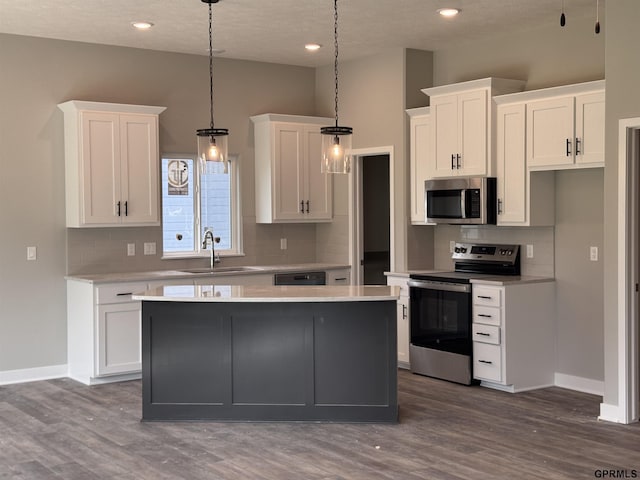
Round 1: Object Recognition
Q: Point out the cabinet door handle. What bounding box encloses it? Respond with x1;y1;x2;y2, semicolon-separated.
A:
402;304;407;319
575;137;581;155
566;138;572;156
306;200;310;213
476;332;491;337
497;199;503;215
117;201;121;217
300;201;305;213
124;201;128;216
451;154;455;170
478;360;493;364
456;154;461;169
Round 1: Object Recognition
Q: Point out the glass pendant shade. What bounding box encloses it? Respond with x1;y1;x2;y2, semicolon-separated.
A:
321;126;352;174
197;128;229;174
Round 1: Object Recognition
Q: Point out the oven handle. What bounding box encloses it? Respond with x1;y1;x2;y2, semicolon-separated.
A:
408;279;471;293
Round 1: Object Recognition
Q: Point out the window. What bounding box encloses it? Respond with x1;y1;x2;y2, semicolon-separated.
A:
161;154;241;258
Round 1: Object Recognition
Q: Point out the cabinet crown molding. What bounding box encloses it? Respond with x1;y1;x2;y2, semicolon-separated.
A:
494;79;605;105
421;77;526;98
58;100;166;115
250;113;332;125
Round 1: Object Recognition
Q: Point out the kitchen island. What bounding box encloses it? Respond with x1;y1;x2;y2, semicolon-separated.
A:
133;284;399;423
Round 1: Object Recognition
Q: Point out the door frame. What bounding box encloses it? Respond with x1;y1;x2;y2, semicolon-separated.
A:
349;146;395;285
607;117;640;424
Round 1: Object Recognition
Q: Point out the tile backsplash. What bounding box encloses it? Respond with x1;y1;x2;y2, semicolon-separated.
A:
433;225;555;277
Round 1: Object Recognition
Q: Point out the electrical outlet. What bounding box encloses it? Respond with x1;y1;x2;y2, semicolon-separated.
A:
27;246;37;261
144;242;156;255
590;246;598;261
526;244;534;258
280;238;287;250
127;243;135;256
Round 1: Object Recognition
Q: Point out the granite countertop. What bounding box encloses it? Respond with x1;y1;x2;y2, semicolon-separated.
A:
133;284;400;303
66;263;351;284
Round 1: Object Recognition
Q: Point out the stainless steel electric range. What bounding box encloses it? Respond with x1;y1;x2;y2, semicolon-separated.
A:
407;242;520;385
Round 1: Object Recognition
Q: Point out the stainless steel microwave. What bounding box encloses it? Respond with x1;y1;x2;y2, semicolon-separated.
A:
425;177;497;225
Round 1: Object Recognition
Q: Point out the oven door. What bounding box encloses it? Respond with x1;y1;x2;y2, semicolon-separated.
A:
408;279;472;356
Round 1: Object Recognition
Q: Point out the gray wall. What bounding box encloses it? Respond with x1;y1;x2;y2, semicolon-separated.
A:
0;33;319;371
603;0;640;407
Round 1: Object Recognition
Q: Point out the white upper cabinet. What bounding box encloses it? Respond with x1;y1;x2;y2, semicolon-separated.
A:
526;81;605;169
422;78;525;178
251;113;333;223
407;107;431;225
58;101;165;227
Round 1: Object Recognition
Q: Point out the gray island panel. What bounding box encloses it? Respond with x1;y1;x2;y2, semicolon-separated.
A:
142;299;397;422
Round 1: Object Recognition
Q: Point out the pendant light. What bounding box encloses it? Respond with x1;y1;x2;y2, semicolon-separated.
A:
560;0;566;27
595;0;601;34
320;0;352;174
196;0;229;174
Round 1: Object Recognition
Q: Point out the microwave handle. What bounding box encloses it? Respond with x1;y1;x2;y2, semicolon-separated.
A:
460;189;466;219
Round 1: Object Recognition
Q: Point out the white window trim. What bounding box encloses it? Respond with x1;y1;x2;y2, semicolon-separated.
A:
161;153;244;259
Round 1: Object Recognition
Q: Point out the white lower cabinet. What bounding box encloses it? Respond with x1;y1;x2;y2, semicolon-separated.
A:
327;268;351;285
96;302;141;376
472;281;555;392
386;274;410;368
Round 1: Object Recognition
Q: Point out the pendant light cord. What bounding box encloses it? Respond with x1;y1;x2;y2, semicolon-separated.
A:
208;2;215;130
333;0;339;129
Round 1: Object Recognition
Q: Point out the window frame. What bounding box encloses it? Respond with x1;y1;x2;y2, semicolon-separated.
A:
160;152;243;259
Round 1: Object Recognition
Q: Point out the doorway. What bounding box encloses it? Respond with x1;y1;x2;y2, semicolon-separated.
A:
349;146;395;286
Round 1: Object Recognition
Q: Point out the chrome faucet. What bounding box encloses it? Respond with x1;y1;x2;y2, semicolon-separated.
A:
202;229;221;270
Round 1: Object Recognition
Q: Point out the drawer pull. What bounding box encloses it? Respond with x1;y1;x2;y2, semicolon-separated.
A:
478;314;492;318
475;332;491;337
116;292;133;296
478;360;493;364
335;277;347;281
477;295;493;300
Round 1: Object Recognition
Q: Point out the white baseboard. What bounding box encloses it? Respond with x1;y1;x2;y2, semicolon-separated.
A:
554;372;604;396
599;402;624;423
0;364;68;386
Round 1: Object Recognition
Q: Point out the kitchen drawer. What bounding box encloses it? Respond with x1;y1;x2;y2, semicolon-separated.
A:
95;282;148;304
473;305;501;326
472;323;500;345
473;286;502;307
473;342;502;382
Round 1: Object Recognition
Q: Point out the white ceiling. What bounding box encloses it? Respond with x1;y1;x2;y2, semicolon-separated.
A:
0;0;600;67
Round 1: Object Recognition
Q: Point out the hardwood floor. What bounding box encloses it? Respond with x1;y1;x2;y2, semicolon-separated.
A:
1;370;639;479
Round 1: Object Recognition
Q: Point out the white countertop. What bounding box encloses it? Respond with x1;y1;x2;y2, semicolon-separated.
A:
66;263;350;284
133;284;400;303
384;270;554;286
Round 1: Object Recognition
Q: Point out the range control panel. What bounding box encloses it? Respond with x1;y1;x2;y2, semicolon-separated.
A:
451;242;519;264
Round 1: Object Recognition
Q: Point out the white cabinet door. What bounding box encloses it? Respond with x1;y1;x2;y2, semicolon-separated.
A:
496;103;526;224
458;89;488;176
408;108;431;224
526;96;575;169
429;94;459;177
305;127;332;220
273;123;306;221
575;91;605;166
96;302;141;376
80;111;121;225
119;114;159;224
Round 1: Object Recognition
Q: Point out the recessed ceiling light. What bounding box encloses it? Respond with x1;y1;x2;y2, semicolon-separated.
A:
132;21;154;30
437;8;460;18
305;43;322;52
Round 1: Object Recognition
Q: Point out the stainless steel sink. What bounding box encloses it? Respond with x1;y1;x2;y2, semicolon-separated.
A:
179;266;266;274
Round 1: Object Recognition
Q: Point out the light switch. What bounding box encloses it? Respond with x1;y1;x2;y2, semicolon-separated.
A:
526;244;534;258
280;238;287;250
27;246;37;261
590;246;598;261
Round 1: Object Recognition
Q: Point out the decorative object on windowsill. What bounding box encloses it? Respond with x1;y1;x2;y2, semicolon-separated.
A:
320;0;352;174
197;0;229;175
